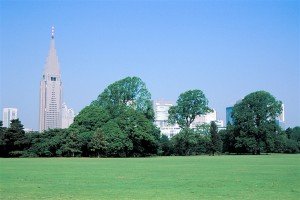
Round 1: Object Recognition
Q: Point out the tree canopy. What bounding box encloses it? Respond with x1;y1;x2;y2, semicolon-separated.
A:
209;121;222;155
168;89;212;129
232;91;282;154
95;76;154;120
66;77;159;157
1;83;299;157
70;104;110;132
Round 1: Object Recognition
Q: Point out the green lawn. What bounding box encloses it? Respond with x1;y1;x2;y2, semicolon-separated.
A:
0;154;299;200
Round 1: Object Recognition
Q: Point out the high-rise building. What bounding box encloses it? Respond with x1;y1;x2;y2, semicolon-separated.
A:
39;27;63;132
153;100;173;127
214;120;224;127
276;104;285;129
2;108;18;127
191;109;217;128
153;100;180;138
153;100;222;137
278;104;285;122
61;103;75;129
226;106;233;125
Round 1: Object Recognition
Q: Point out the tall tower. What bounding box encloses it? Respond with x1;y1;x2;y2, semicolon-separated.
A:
2;108;18;128
39;27;63;132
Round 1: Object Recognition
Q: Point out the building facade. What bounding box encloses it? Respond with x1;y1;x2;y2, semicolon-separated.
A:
61;103;75;129
153;100;223;137
153;100;180;138
39;27;63;132
276;104;285;129
191;109;217;128
226;106;233;125
2;108;18;127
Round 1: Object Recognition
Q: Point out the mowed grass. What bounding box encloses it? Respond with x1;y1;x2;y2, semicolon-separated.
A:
0;155;299;200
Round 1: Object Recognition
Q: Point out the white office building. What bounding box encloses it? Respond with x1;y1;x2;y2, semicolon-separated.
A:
276;104;285;129
61;103;75;129
191;109;217;128
153;100;226;136
153;100;180;138
2;108;18;127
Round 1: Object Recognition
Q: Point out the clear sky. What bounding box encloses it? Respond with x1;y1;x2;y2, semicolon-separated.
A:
1;0;299;130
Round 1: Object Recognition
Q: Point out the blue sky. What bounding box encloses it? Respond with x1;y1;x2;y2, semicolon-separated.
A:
1;0;299;129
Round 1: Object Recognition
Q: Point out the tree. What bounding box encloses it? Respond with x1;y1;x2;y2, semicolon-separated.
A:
77;131;94;157
158;134;172;156
96;77;154;120
0;121;8;157
61;130;82;157
232;91;282;154
168;90;212;129
289;127;300;142
283;126;300;153
220;125;236;154
195;123;210;135
171;129;198;156
194;134;210;154
115;107;160;156
209;121;222;155
68;77;158;157
26;129;65;157
70;104;110;132
90;129;108;157
1;119;27;157
100;120;132;157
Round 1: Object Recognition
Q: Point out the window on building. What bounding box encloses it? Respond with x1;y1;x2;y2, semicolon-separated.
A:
51;77;56;81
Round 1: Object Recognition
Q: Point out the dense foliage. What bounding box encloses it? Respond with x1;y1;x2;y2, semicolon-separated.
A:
0;80;299;157
94;76;154;121
168;89;212;129
230;91;283;154
0;76;159;157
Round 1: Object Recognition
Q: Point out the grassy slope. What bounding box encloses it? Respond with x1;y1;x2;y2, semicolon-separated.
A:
0;154;299;200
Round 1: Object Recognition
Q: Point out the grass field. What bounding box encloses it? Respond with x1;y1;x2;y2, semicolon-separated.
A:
0;154;299;200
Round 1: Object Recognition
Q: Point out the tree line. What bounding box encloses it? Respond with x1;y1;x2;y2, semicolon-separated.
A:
0;76;299;157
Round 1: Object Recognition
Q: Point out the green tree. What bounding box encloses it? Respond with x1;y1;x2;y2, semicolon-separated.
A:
232;91;282;154
289;126;300;142
220;125;236;153
96;77;154;120
61;130;82;157
209;121;222;155
70;104;110;132
195;123;210;135
65;77;159;157
0;121;8;157
101;120;132;157
115;107;160;156
25;129;66;157
90;129;108;157
77;131;94;157
284;126;300;153
1;119;27;157
168;90;212;129
158;134;172;156
194;133;210;154
171;129;198;156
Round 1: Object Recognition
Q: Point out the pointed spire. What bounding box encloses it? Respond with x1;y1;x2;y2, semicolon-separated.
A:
44;26;60;76
51;26;55;39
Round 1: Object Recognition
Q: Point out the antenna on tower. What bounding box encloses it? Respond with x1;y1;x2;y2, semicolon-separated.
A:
51;26;55;39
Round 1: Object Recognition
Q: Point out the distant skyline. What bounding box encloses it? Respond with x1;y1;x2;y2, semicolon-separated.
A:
1;0;299;129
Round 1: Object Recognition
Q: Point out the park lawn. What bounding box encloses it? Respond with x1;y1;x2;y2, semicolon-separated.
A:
0;154;299;200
